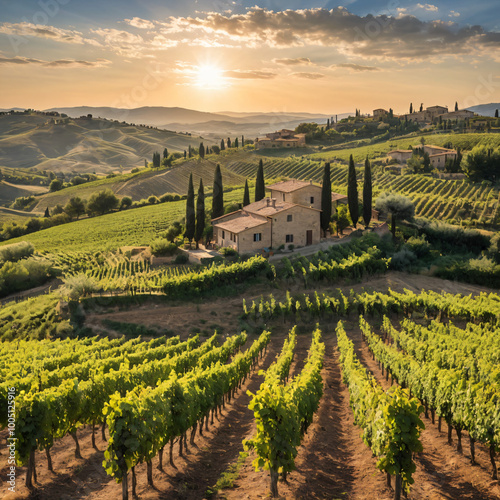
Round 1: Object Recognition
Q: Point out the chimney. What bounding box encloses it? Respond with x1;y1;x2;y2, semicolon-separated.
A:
271;198;276;208
266;198;271;207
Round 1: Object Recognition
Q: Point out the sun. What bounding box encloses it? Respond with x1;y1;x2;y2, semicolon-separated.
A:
195;64;228;90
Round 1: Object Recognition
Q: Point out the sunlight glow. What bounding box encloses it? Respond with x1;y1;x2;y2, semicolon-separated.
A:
195;64;228;90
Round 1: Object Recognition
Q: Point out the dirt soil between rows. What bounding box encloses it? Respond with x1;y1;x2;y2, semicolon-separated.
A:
1;271;498;500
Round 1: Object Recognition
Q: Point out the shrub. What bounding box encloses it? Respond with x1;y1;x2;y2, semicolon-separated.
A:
59;274;99;301
148;195;159;204
405;235;431;258
120;196;132;210
0;241;34;262
219;246;238;256
150;239;177;256
389;248;417;271
174;253;189;265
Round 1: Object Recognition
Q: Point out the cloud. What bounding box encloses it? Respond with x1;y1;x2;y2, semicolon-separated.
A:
0;56;111;68
292;72;325;79
91;28;145;57
125;17;155;29
0;22;101;46
158;7;500;62
334;63;379;71
449;11;461;18
416;4;438;12
224;70;277;79
273;57;312;66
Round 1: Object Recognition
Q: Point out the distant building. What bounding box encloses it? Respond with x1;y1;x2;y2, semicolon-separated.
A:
402;105;448;123
387;150;413;163
255;129;307;149
436;110;475;120
387;144;457;170
373;109;388;119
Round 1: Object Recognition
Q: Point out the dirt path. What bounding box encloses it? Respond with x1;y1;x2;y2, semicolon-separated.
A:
225;332;392;500
347;321;500;500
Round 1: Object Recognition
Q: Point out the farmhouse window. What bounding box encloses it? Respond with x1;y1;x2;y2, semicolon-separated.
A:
254;233;262;242
287;214;293;222
222;230;225;239
286;234;294;243
310;196;314;204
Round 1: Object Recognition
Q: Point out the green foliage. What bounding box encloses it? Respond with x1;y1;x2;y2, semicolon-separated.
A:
49;179;63;192
87;189;119;216
150;239;177;256
64;197;86;220
255;159;265;202
320;162;332;236
375;193;415;237
0;241;34;262
184;174;195;241
363;157;372;227
59;274;99;301
243;179;250;206
464;145;500;182
195;179;205;245
347;155;359;228
212;164;224;219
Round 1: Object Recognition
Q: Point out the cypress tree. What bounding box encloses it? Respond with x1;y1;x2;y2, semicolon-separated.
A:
185;173;195;240
212;164;224;219
235;137;239;148
195;178;205;248
243;179;250;206
363;157;372;227
320;162;332;237
183;150;187;159
410;103;413;114
44;207;50;218
144;159;148;168
242;135;245;147
495;109;499;118
199;142;205;159
163;147;169;159
455;101;458;111
227;137;232;148
347;154;359;228
255;159;265;202
220;139;225;150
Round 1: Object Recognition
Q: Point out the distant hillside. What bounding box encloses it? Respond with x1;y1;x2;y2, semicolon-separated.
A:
0;114;204;174
467;103;500;117
0;181;47;205
30;158;245;213
43;105;334;137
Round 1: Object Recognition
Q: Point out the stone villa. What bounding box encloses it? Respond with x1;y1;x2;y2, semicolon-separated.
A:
212;179;323;253
255;129;307;150
387;144;457;169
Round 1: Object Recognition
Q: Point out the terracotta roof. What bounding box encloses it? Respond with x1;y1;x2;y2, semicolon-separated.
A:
388;150;412;154
266;179;316;193
425;144;455;151
429;152;456;157
244;198;297;216
331;193;348;202
214;213;268;234
274;137;299;142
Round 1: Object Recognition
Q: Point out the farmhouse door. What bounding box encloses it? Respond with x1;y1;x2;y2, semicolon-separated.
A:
306;230;313;245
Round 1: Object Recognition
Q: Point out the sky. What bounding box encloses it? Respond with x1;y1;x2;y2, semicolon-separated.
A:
0;0;499;114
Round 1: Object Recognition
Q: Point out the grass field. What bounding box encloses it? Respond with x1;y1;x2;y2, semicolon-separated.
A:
1;187;246;253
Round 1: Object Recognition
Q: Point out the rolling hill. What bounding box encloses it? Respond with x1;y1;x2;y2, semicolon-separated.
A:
30;157;245;213
0;113;204;174
44;106;334;137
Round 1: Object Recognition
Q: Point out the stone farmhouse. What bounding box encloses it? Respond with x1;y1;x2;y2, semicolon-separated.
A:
373;109;389;119
212;179;324;253
255;129;307;150
387;144;457;169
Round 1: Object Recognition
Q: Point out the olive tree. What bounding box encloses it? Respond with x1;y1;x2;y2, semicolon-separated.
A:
375;193;415;237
